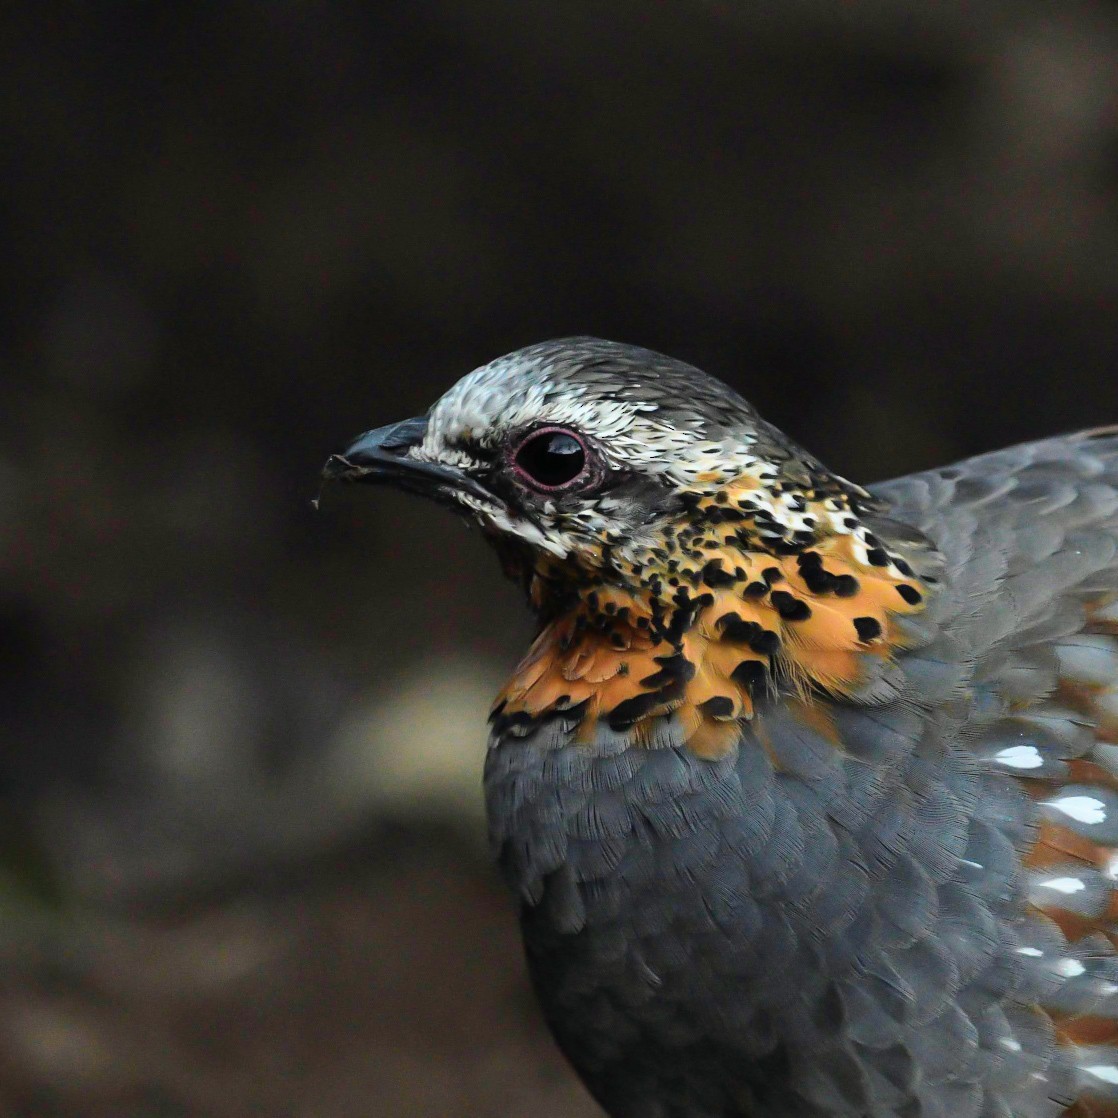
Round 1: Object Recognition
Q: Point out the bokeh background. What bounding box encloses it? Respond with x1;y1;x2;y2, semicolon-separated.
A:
3;2;1118;1115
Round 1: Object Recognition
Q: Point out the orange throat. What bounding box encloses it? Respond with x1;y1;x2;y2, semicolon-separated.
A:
492;530;929;759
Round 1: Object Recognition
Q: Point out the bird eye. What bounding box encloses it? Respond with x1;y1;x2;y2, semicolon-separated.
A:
512;427;589;491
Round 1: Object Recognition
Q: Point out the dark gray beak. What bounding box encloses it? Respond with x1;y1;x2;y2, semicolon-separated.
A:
320;416;494;506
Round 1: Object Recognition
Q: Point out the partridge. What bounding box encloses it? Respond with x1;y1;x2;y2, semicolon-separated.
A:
323;338;1118;1118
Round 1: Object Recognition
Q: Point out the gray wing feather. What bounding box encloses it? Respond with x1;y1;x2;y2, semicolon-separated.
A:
873;429;1118;1117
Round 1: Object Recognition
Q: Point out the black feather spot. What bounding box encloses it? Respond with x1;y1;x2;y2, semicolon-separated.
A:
702;559;737;588
717;613;762;644
492;709;540;735
896;584;923;605
853;617;883;643
639;654;697;689
799;565;838;594
730;659;767;692
770;591;812;621
608;691;663;729
750;628;781;655
716;614;780;655
698;695;736;720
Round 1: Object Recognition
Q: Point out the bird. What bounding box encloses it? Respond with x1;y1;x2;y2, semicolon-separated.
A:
322;337;1118;1118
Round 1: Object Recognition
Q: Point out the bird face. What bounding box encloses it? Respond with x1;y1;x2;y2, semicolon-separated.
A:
327;339;733;563
325;337;858;584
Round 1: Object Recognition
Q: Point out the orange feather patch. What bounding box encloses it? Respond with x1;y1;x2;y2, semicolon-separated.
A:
493;537;926;758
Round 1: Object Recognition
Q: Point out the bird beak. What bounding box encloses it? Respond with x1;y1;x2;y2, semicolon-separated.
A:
320;416;495;507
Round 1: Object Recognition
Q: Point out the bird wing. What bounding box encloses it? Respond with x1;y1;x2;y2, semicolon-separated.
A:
861;427;1118;1118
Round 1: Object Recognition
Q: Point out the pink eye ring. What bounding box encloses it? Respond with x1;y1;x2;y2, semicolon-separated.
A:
511;426;589;491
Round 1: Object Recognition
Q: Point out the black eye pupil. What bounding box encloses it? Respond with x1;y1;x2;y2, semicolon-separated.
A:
515;430;587;488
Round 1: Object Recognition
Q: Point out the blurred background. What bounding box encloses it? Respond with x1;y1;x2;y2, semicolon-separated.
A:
2;2;1118;1115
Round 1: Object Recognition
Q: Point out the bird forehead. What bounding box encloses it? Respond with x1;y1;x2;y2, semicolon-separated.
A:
426;360;642;442
420;346;751;473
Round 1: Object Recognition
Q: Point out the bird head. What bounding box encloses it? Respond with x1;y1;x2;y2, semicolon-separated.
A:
325;338;931;755
324;338;873;598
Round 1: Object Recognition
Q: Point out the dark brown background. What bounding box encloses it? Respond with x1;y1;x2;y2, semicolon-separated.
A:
2;3;1118;1115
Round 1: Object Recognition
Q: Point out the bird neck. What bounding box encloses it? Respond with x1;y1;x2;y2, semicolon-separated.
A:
492;480;932;758
517;467;905;623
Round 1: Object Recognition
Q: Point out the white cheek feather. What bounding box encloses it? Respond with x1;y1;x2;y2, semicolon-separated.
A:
455;492;572;558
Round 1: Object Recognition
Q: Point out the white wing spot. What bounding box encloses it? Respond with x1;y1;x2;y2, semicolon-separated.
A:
994;745;1045;770
1047;795;1107;825
1037;876;1087;895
